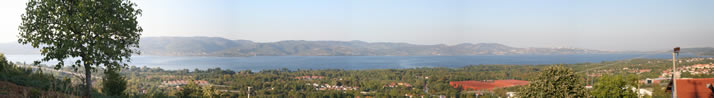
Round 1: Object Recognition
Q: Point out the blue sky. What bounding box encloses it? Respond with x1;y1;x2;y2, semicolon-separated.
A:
1;0;713;51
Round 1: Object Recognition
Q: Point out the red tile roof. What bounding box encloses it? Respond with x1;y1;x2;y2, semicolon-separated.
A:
449;80;529;91
670;78;714;98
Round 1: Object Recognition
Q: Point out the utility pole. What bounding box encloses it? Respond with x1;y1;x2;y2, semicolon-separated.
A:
248;86;252;98
673;47;680;98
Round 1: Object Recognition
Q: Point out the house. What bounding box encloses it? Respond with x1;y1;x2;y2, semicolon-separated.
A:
385;82;413;88
162;80;210;87
666;78;714;98
506;92;518;98
308;83;359;91
633;88;652;97
640;78;668;85
449;79;529;91
639;69;652;73
295;75;325;80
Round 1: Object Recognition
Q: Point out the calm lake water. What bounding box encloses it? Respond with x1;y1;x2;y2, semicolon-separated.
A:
3;54;699;71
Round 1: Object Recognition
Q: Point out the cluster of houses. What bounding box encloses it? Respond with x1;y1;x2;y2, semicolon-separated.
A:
306;83;359;91
294;75;325;80
384;82;412;88
680;57;714;63
622;67;652;74
586;68;652;77
660;63;714;77
680;64;714;75
449;79;529;91
162;80;211;87
295;75;360;90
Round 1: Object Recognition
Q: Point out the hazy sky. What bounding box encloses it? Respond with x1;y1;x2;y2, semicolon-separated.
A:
1;0;713;51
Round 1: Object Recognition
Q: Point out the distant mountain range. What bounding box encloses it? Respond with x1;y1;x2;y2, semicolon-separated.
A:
137;37;613;56
1;36;712;56
680;47;714;56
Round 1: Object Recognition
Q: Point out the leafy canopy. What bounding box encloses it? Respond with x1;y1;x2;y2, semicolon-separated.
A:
19;0;142;97
102;67;128;96
18;0;142;70
590;74;639;97
518;65;586;97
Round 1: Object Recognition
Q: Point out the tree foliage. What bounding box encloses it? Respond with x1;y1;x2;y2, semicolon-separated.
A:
651;82;671;98
0;53;6;71
518;65;586;97
175;80;200;97
19;0;142;97
172;79;220;97
590;74;639;97
0;53;80;97
102;67;128;96
112;64;544;97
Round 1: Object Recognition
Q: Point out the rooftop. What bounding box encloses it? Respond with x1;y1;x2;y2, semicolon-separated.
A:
449;79;529;91
666;78;714;98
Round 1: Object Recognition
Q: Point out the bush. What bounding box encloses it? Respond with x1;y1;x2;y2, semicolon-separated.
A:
518;65;586;97
29;89;42;98
590;74;638;97
0;53;78;96
102;67;128;96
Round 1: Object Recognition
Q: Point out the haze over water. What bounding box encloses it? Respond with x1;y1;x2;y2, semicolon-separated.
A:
4;53;700;71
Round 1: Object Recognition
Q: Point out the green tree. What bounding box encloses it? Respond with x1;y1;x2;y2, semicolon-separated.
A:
177;80;202;97
0;53;6;71
19;0;142;97
590;74;638;97
651;82;671;98
518;65;586;97
102;67;128;96
202;85;219;97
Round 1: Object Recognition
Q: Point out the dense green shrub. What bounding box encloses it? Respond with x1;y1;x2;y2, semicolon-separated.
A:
0;53;79;96
590;74;639;97
518;65;587;97
102;67;128;96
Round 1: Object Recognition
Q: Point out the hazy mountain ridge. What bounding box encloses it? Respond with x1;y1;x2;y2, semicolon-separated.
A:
0;36;666;56
680;47;714;56
135;37;613;56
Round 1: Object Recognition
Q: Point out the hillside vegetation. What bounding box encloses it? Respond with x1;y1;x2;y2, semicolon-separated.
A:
0;81;78;98
3;50;713;97
0;53;79;97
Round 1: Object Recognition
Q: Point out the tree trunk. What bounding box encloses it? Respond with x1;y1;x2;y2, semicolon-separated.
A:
84;65;92;98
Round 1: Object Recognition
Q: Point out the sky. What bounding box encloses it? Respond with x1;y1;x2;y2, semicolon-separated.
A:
1;0;713;51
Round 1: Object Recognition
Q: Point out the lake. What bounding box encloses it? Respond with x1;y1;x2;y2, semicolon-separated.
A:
2;53;699;71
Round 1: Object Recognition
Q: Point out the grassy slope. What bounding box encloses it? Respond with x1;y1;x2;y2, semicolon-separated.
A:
0;81;78;98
